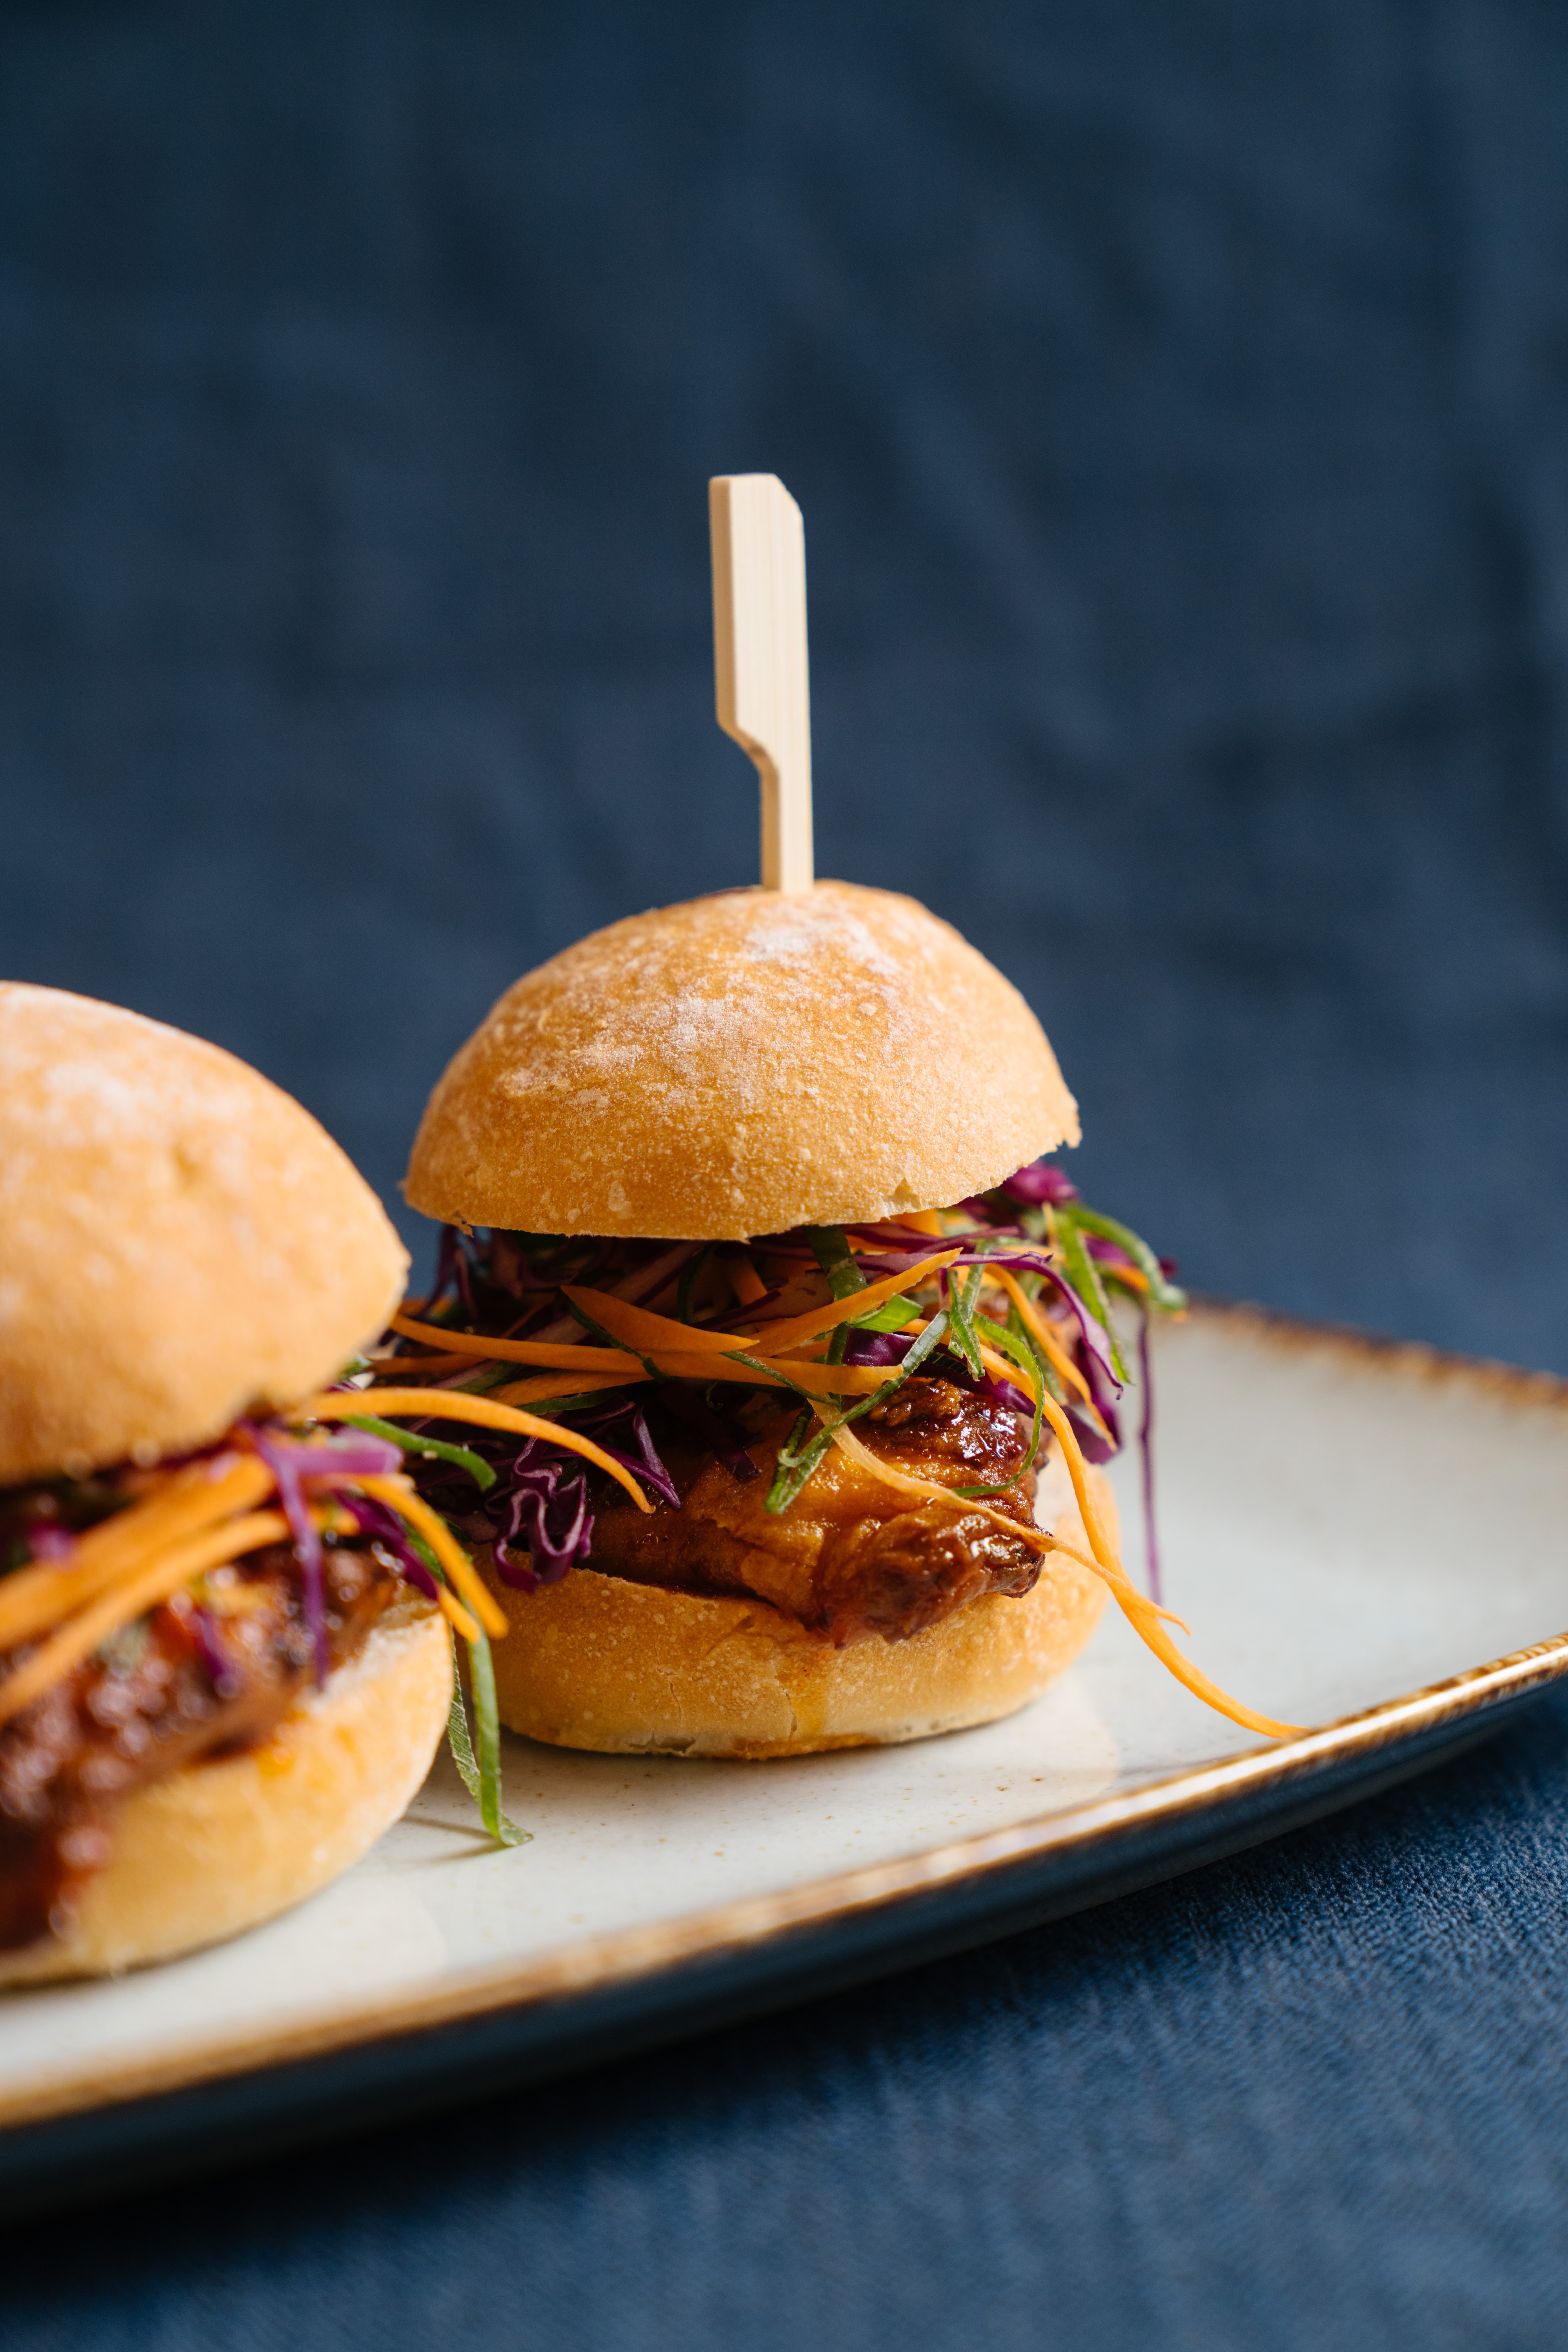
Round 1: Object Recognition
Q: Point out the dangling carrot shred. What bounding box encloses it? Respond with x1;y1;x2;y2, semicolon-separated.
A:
988;1266;1096;1408
1026;1383;1303;1739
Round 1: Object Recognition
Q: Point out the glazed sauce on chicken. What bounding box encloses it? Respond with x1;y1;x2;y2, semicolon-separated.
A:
0;1534;402;1952
589;1378;1043;1645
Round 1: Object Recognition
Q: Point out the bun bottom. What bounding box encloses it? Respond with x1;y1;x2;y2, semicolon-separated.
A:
0;1604;452;1985
485;1463;1113;1759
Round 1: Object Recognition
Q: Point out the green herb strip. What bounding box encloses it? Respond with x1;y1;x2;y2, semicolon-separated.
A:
1053;1210;1129;1383
405;1527;526;1849
346;1414;497;1491
764;1309;953;1515
1008;1293;1068;1406
723;1352;820;1402
446;1664;484;1804
764;1407;817;1512
566;1298;668;1384
1067;1206;1188;1314
805;1226;867;1300
945;1266;986;1379
464;1623;527;1848
948;1316;1046;1499
805;1226;867;1366
847;1292;921;1333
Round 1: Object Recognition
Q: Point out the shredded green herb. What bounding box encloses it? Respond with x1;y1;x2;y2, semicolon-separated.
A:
453;1630;528;1848
446;1664;484;1805
847;1292;921;1333
949;1315;1046;1498
1054;1208;1129;1381
568;1297;669;1384
944;1266;987;1380
764;1308;953;1514
1067;1206;1188;1314
805;1226;867;1366
405;1527;525;1848
346;1413;497;1491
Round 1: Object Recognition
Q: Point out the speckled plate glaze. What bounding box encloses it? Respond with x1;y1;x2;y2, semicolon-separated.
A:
4;1301;1567;2213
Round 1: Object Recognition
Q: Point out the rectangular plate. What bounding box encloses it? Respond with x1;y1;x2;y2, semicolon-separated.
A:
3;1300;1568;2212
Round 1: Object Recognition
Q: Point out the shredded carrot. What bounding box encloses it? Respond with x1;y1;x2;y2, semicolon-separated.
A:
652;1355;890;1394
559;1289;744;1356
727;1255;768;1307
429;1587;483;1645
0;1509;292;1728
355;1475;509;1640
389;1311;907;1396
389;1313;644;1376
368;1350;498;1381
1025;1381;1303;1739
487;1371;643;1409
0;1457;275;1653
297;1389;655;1513
988;1267;1095;1408
740;1252;960;1356
1042;1532;1192;1634
497;1253;959;1375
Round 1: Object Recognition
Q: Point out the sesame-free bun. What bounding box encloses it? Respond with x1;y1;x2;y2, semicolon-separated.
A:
482;1459;1111;1760
405;882;1079;1241
0;985;409;1483
0;1603;452;1984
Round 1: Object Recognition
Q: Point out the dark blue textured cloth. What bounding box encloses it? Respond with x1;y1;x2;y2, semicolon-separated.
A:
11;1703;1568;2351
4;2;1568;2343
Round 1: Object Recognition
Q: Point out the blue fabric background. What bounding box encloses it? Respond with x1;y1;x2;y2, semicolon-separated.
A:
4;3;1568;2343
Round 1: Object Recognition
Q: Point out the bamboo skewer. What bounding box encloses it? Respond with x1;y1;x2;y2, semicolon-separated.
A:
709;473;814;893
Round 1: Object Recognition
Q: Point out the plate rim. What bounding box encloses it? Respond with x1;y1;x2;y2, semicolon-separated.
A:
2;1296;1565;2137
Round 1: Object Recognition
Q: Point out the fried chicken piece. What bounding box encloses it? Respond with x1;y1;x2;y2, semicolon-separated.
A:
588;1378;1044;1645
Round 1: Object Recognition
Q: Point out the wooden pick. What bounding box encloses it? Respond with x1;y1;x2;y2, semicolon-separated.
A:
709;473;815;893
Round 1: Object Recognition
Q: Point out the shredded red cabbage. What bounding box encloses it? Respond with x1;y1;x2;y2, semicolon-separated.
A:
490;1455;594;1590
1001;1160;1080;1207
404;1398;681;1595
248;1431;405;1482
403;1164;1175;1592
246;1429;331;1684
841;1329;913;1369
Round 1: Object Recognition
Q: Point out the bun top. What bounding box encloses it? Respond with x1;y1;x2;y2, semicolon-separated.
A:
0;986;409;1482
405;882;1079;1241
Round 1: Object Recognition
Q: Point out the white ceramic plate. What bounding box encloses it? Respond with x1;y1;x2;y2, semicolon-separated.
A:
4;1302;1567;2211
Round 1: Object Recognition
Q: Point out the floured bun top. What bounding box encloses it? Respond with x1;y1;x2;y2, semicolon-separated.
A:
0;986;409;1482
405;882;1080;1241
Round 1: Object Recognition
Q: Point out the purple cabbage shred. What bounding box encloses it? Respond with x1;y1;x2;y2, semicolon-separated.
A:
247;1430;330;1685
389;1187;1169;1591
406;1399;682;1596
1000;1160;1080;1208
